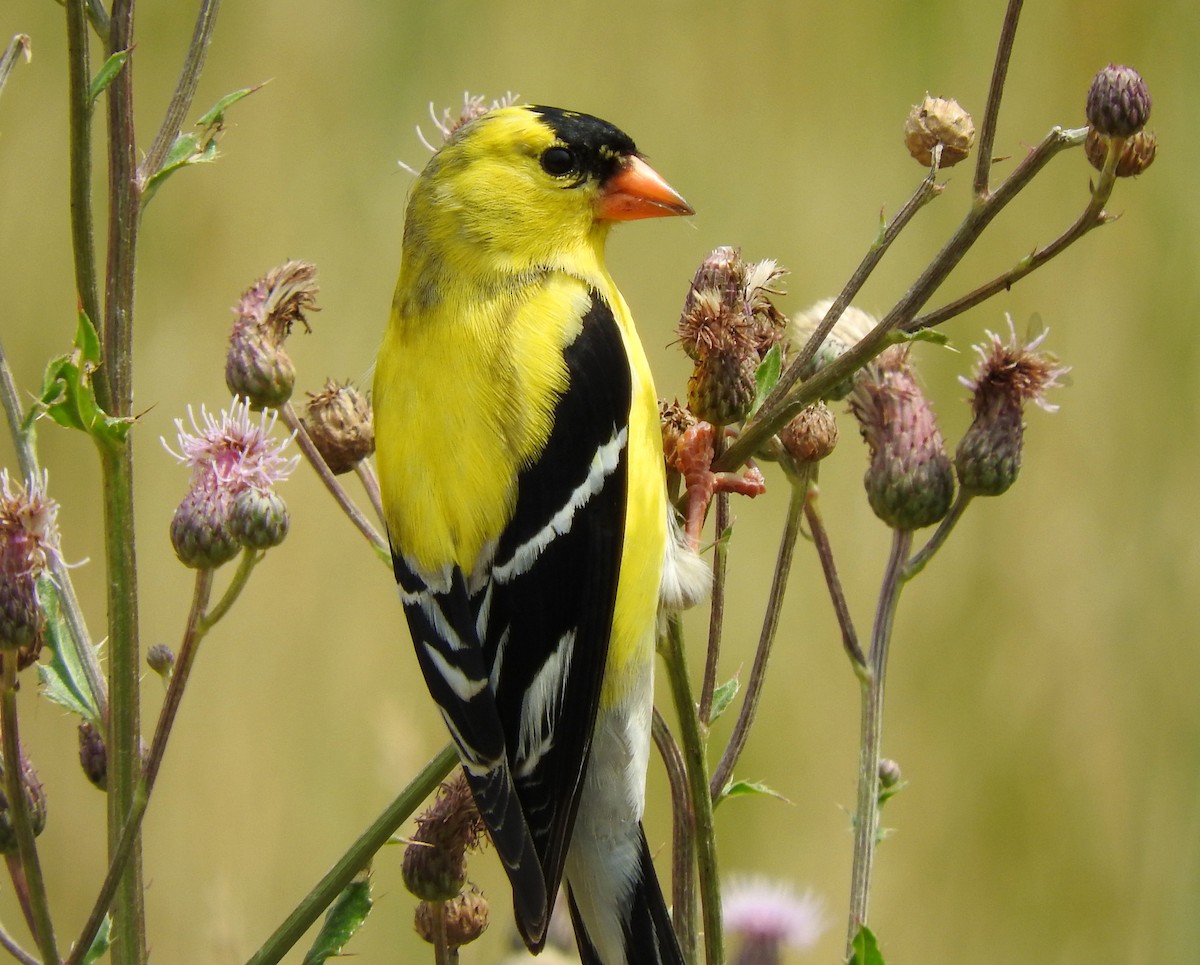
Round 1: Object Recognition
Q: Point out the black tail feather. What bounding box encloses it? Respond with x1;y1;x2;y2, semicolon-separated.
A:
567;825;684;965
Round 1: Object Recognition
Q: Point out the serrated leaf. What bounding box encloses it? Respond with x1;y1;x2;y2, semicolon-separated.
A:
143;84;264;206
889;327;950;348
81;915;112;965
74;306;102;365
36;576;102;724
87;49;129;106
750;344;782;416
847;925;886;965
709;676;740;722
719;779;792;805
302;874;373;964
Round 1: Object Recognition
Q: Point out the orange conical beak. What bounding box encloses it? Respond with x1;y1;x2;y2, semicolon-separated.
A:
596;155;694;221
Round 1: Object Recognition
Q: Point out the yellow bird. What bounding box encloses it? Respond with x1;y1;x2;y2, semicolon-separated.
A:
375;104;693;964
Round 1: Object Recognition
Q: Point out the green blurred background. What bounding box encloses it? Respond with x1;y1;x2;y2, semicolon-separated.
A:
1;1;1196;962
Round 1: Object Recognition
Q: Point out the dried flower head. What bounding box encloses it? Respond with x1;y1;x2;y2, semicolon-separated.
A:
0;470;62;663
414;886;490;949
163;399;297;568
1086;64;1151;138
791;299;880;401
78;720;107;790
659;398;698;473
0;742;47;853
955;317;1068;497
302;380;375;475
225;261;320;409
904;94;975;167
678;247;788;425
400;92;523;172
849;347;954;530
778;401;839;466
725;876;827;965
1084;127;1157;177
403;772;487;903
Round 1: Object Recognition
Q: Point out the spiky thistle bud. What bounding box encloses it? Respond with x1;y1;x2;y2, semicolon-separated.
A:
0;470;62;670
1086;64;1151;138
225;261;320;409
414;887;490;950
228;487;290;550
78;720;107;790
955;318;1068;497
848;347;954;530
146;643;175;680
1084;127;1157;177
678;247;787;426
778;402;839;466
0;742;47;853
789;299;879;401
164;399;298;568
403;773;486;903
878;758;903;789
302;380;375;475
904;94;975;167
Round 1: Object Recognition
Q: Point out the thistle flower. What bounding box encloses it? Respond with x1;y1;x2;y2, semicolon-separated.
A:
1086;64;1151;138
778;401;839;467
302;380;375;475
78;720;107;790
401;91;523;170
904;94;975;167
225;261;320;409
849;347;954;530
724;876;827;964
1084;127;1157;177
403;772;487;903
164;399;297;568
677;247;787;425
955;318;1068;497
0;742;47;853
414;886;490;950
0;470;62;667
789;299;879;401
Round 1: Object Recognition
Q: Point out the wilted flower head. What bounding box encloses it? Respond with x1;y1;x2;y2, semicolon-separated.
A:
956;317;1069;497
725;876;827;964
0;470;62;662
225;261;320;409
414;886;489;950
790;299;879;401
403;772;486;903
849;346;954;530
302;379;375;475
904;94;975;167
164;399;297;568
1084;127;1157;178
402;91;523;169
0;742;47;853
677;247;788;425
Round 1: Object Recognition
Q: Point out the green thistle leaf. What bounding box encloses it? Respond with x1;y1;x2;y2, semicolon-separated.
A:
709;676;740;722
751;344;782;416
87;49;130;106
848;925;886;965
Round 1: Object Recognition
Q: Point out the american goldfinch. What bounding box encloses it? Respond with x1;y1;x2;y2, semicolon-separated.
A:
375;105;693;964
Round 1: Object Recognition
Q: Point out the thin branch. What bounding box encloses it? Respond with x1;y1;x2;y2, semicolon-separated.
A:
804;481;867;673
352;459;386;526
65;0;102;350
697;474;728;727
904;492;973;579
138;0;221;185
652;708;696;962
974;0;1025;197
710;475;806;796
245;744;459;965
0;919;39;965
279;404;387;555
1;661;58;964
0;35;32;101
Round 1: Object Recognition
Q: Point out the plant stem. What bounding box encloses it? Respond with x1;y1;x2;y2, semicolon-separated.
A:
0;919;39;965
0;35;32;106
101;0;145;958
845;529;911;955
804;482;867;674
278;404;387;555
65;0;102;348
904;492;973;580
973;0;1025;197
245;744;458;965
697;435;728;727
652;708;696;961
138;0;221;187
660;616;723;965
353;459;386;526
710;476;806;797
1;660;58;964
431;900;450;965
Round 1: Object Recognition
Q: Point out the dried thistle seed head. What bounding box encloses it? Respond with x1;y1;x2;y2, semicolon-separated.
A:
414;887;490;949
778;402;839;466
904;94;975;167
226;261;320;408
403;773;486;902
1084;127;1157;177
1086;64;1151;138
659;399;697;471
955;318;1068;497
302;380;375;475
0;470;62;663
228;487;290;550
790;299;879;401
0;743;47;853
849;347;954;530
78;720;107;790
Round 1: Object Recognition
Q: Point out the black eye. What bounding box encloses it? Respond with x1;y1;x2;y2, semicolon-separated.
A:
540;146;576;177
